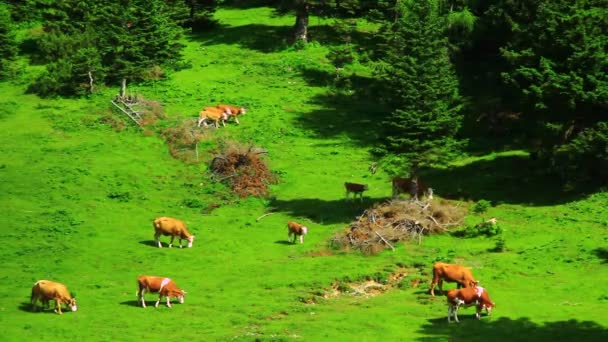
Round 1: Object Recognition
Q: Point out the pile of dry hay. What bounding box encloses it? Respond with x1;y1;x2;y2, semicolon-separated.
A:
331;199;467;254
209;143;277;197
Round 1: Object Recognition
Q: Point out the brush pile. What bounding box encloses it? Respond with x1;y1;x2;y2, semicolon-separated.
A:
209;142;277;197
331;199;466;254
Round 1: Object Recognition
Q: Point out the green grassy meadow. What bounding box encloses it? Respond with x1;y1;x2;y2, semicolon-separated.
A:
1;6;607;341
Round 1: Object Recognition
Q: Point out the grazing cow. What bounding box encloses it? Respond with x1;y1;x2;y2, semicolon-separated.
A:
31;280;77;315
344;182;368;200
446;286;495;323
430;262;479;296
136;275;186;308
392;176;433;201
153;217;195;248
198;107;228;128
287;221;308;244
216;104;247;124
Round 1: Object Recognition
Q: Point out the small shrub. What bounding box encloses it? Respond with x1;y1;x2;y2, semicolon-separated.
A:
181;198;205;208
490;236;507;252
471;199;491;214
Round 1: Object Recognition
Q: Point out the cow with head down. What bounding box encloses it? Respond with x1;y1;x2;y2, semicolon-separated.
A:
153;217;195;248
446;286;495;323
137;275;186;308
31;280;77;315
287;221;308;244
430;262;479;296
216;104;247;124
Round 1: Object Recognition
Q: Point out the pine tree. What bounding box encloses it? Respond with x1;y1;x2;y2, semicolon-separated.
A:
376;0;463;171
0;3;18;78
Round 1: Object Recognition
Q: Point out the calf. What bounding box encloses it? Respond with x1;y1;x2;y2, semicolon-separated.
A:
392;176;433;201
198;107;228;128
31;280;77;315
446;286;495;323
344;182;368;200
153;216;195;248
216;104;247;124
136;275;186;308
430;262;479;296
287;221;308;244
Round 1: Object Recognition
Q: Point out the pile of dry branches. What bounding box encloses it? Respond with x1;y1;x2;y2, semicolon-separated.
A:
331;199;466;254
209;142;276;197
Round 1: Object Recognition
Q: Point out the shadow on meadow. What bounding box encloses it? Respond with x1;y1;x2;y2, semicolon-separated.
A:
189;20;375;53
420;154;598;206
138;240;158;248
268;197;383;224
417;317;608;342
593;248;608;264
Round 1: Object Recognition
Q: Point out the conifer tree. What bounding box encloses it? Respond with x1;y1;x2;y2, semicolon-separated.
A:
376;0;463;171
0;3;18;78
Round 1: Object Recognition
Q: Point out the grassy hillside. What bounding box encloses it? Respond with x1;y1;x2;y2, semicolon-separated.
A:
1;6;607;341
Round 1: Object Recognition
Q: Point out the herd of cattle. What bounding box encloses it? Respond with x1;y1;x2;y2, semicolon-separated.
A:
197;103;247;128
29;164;493;321
31;216;494;322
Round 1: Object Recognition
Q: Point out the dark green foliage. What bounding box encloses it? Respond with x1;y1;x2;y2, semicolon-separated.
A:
471;199;491;214
0;3;17;78
29;0;184;96
455;220;503;238
374;0;464;170
483;0;608;181
552;121;608;184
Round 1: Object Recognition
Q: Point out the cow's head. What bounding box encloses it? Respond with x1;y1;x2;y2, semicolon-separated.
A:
187;235;195;248
239;107;247;115
301;227;308;235
178;290;186;304
69;298;77;312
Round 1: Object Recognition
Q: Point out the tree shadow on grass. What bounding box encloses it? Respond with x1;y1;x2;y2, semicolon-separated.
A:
189;23;292;52
417;317;608;342
420;154;599;206
592;248;608;264
268;197;381;224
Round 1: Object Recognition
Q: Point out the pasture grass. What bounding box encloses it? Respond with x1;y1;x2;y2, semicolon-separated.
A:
1;6;607;341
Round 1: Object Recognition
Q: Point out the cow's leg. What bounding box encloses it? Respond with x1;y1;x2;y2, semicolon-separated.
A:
155;232;162;248
54;298;63;315
299;234;304;244
155;294;162;308
139;288;147;308
437;279;444;295
453;304;460;323
166;296;172;308
178;238;183;248
287;232;292;243
169;235;175;248
447;305;452;323
234;116;240;124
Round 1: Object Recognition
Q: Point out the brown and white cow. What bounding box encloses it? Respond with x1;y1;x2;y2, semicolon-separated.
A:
446;286;495;323
344;182;368;200
430;262;479;296
392;176;433;201
287;221;308;244
216;104;247;124
31;280;77;315
198;107;228;128
136;275;186;308
153;217;195;248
